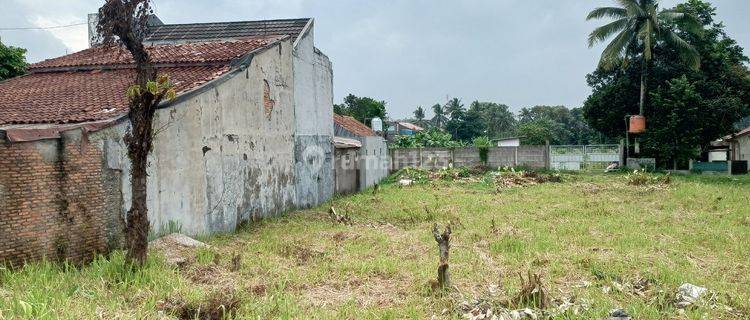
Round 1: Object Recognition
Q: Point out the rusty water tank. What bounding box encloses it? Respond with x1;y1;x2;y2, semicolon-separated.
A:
629;115;646;134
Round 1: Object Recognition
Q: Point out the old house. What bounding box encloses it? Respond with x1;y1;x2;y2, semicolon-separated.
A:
333;114;389;190
0;17;333;265
728;126;750;162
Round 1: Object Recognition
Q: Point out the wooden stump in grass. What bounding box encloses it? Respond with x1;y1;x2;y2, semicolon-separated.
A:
432;224;452;290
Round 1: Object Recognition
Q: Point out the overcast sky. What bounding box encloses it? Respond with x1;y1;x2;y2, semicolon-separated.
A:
2;0;749;119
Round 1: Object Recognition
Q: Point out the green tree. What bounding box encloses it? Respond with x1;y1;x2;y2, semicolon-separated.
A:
468;101;516;139
518;105;604;144
587;0;702;115
445;98;465;120
394;129;463;148
583;0;750;167
445;104;486;142
641;76;702;169
431;103;448;129
0;41;27;80
334;94;387;125
517;118;560;145
413;106;427;128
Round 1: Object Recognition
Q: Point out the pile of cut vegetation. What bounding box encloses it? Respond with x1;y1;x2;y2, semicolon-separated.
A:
490;170;563;189
389;167;563;188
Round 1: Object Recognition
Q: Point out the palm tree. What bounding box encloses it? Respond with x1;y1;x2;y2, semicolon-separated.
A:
445;98;465;120
413;106;426;127
587;0;702;116
431;103;448;129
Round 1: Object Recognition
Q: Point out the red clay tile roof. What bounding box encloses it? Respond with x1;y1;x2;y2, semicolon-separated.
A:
29;36;281;71
0;37;282;126
333;114;376;137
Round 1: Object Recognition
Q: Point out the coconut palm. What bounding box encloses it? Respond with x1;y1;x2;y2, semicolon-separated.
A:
587;0;702;115
431;103;448;129
413;106;426;127
445;98;465;120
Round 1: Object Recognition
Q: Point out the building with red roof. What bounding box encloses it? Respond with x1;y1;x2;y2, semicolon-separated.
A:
0;16;334;265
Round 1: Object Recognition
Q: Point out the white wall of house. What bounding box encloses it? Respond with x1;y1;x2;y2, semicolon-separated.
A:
95;39;297;235
496;138;520;147
733;135;750;161
357;136;389;190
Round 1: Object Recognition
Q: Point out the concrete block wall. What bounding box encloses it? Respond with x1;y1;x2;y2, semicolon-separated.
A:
0;131;122;266
453;147;483;167
390;146;549;171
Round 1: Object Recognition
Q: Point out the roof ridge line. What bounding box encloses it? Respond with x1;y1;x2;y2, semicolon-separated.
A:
150;17;312;28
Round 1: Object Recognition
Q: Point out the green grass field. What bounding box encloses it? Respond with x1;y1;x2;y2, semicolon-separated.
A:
1;172;749;319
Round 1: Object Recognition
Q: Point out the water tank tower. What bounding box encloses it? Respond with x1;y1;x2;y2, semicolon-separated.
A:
371;117;383;133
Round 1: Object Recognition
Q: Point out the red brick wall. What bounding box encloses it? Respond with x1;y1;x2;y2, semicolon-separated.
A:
0;134;122;266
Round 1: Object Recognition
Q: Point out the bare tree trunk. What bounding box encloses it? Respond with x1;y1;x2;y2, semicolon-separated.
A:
125;62;157;266
432;224;452;290
639;56;648;116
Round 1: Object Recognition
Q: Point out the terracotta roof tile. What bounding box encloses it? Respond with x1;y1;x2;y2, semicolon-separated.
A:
0;37;281;126
30;36;282;71
333;114;376;137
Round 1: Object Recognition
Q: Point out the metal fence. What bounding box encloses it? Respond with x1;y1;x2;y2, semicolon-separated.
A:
550;144;621;171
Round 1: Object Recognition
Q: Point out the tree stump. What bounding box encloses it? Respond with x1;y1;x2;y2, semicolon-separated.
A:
432;224;452;290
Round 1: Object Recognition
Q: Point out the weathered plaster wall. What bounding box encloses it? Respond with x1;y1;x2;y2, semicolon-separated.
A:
98;39;297;235
293;25;335;208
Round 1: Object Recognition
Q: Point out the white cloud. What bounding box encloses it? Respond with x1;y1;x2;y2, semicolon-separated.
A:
31;16;89;52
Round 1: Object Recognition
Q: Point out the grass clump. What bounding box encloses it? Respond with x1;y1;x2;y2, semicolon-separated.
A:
626;169;671;186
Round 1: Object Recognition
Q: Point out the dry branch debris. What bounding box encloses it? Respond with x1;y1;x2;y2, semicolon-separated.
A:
329;207;352;225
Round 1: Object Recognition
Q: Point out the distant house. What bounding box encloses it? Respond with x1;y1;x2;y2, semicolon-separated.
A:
386;120;424;138
0;16;333;265
334;114;376;138
494;137;522;147
727;126;750;162
333;114;389;190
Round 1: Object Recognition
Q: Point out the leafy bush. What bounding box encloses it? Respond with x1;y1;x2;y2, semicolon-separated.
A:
472;136;492;147
626;169;671;186
472;136;492;164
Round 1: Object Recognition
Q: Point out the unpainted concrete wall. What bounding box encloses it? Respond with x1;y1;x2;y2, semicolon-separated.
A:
390;146;549;171
292;24;335;208
334;148;359;195
96;39;297;235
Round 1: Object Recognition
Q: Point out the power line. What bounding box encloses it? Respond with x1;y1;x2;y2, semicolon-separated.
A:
0;22;87;31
